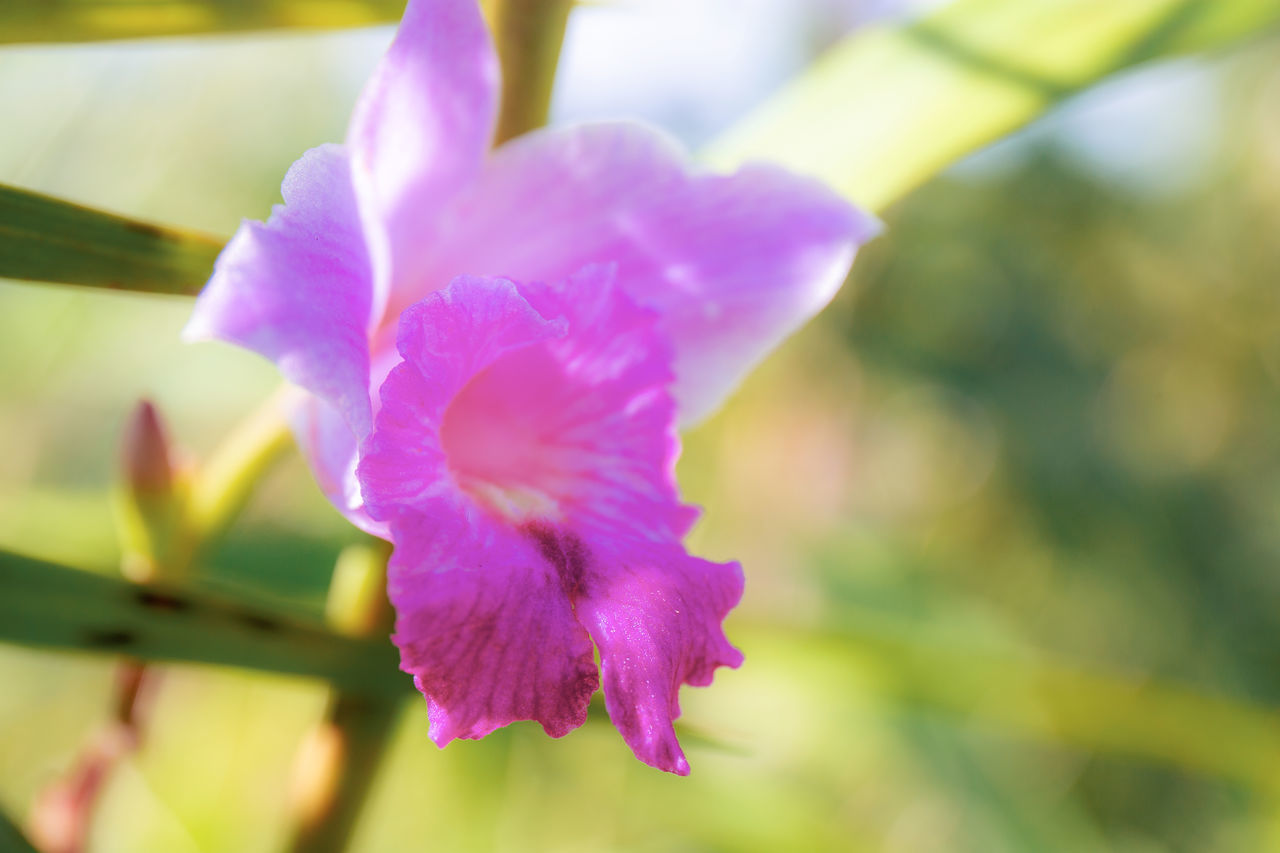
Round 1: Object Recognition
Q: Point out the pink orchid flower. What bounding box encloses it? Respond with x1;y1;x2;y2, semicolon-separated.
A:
186;0;878;774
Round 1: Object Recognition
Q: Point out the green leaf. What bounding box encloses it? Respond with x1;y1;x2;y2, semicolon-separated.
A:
0;548;406;696
0;0;406;44
0;183;222;295
10;545;1280;788
772;622;1280;791
705;0;1280;213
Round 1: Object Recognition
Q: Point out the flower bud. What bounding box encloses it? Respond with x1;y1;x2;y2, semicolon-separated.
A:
115;399;186;583
123;400;174;499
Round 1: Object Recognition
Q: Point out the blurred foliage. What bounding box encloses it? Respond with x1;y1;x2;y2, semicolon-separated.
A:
708;0;1280;211
0;549;403;695
2;3;1280;853
687;34;1280;852
0;183;220;295
1;0;407;44
11;0;1280;296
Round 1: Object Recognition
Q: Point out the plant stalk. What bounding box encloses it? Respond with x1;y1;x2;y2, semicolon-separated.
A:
482;0;575;145
286;693;404;853
288;544;398;853
185;386;298;547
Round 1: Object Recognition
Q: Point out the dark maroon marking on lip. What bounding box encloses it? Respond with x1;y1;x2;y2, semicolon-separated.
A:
524;522;590;600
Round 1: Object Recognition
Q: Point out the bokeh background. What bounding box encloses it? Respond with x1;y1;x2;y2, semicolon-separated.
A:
3;1;1280;850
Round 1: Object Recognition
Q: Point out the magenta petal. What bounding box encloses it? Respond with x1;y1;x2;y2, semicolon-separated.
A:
578;543;745;775
361;272;746;769
359;278;599;741
361;268;696;542
357;275;566;522
457;268;699;541
389;511;598;743
359;271;719;754
423;122;880;423
347;0;499;317
185;143;374;440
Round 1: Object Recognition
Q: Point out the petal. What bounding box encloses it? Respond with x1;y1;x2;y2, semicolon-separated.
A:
387;509;598;744
361;267;696;541
419;122;880;424
186;145;374;439
347;0;499;319
289;394;387;537
359;278;600;740
359;271;733;758
577;541;745;775
357;275;565;523
458;268;699;541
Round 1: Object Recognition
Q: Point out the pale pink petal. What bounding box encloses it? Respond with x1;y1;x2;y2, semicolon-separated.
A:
347;0;499;319
387;510;598;744
577;541;744;775
184;143;374;439
417;122;880;423
289;394;386;537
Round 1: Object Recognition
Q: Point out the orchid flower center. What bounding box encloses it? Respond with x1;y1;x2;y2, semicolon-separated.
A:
439;355;573;524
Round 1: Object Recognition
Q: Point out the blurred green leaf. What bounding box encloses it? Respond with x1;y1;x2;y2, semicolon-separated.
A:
8;1;1277;296
0;486;120;572
897;718;1106;852
705;0;1280;212
0;548;406;696
0;0;406;43
0;183;222;295
785;621;1280;792
10;543;1280;789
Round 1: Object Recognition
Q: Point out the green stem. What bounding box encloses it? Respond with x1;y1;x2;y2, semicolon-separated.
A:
288;545;397;853
482;0;574;145
184;386;297;549
287;693;404;853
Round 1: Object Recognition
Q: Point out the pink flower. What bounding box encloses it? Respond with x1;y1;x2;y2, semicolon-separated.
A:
187;0;878;774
